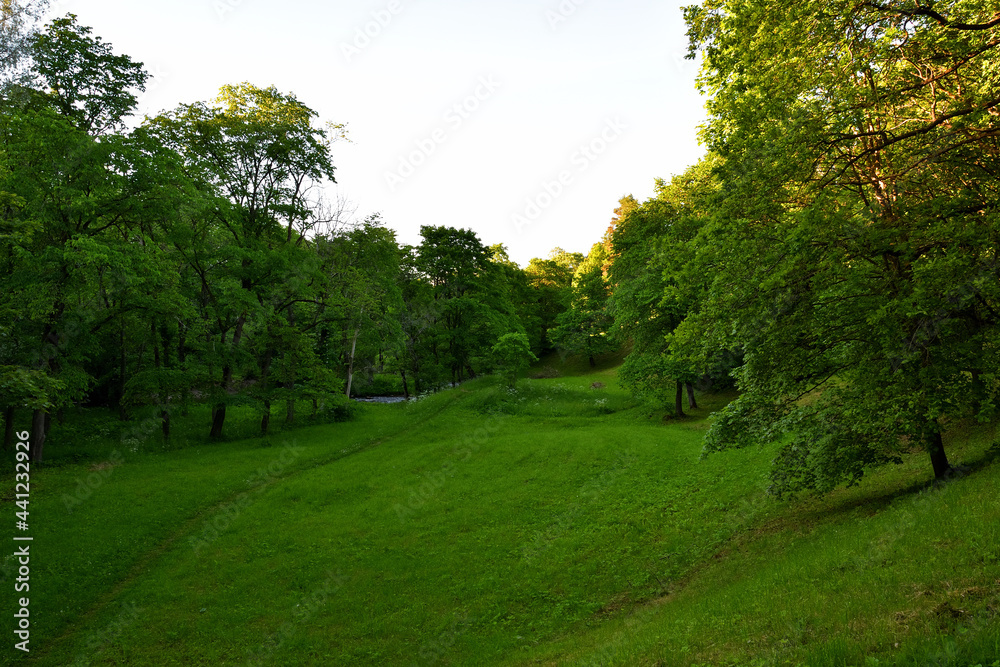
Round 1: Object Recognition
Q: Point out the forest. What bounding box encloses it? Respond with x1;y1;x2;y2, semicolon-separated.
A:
3;1;1000;665
0;14;609;459
5;1;999;495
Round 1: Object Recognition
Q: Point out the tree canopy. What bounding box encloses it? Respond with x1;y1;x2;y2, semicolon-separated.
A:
675;0;1000;493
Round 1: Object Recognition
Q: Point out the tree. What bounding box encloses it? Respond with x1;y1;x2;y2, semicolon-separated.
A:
29;14;148;134
0;0;47;90
525;248;583;354
492;333;538;390
397;245;445;395
683;0;1000;492
550;243;615;367
415;226;520;384
489;244;542;356
1;14;158;461
608;162;726;417
319;214;404;398
148;83;340;437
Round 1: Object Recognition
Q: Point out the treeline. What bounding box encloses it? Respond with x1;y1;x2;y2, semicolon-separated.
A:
0;15;603;461
11;2;999;498
554;0;1000;495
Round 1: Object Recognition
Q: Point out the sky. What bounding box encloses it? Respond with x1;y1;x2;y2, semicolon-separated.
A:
43;0;708;267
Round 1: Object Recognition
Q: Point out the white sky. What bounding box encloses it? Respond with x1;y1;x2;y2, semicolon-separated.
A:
46;0;708;267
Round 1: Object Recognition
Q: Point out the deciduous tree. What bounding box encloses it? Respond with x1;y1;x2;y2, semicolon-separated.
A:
683;0;1000;492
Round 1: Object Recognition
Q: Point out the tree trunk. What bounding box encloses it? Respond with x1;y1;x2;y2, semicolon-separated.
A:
153;321;170;440
261;399;271;435
177;320;187;365
118;324;129;421
212;314;246;439
927;431;951;480
285;307;296;423
970;368;983;416
401;370;410;400
259;350;274;436
686;382;698;409
177;323;188;417
345;324;361;398
210;405;226;439
30;409;47;463
589;355;596;368
3;406;14;450
674;380;686;419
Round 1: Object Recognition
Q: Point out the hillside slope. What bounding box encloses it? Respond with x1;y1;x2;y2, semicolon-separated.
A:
5;366;999;666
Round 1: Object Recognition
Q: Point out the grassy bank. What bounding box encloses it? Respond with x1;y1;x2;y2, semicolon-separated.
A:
2;363;998;665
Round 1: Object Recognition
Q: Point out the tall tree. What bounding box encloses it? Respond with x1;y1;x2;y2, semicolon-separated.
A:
416;226;518;384
550;243;615;368
609;161;726;417
319;214;404;398
683;0;1000;492
525;248;583;354
148;83;340;437
1;14;153;461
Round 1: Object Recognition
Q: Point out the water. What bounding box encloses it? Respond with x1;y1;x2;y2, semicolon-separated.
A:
353;396;407;404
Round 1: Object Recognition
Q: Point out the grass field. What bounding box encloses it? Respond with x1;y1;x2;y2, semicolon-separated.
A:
2;356;999;665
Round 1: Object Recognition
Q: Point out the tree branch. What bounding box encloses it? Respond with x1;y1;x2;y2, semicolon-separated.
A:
861;2;1000;31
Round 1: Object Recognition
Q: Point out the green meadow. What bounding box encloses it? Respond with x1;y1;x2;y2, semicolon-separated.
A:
3;358;999;666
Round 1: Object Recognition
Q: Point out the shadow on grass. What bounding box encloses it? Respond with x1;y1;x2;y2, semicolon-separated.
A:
760;433;1000;539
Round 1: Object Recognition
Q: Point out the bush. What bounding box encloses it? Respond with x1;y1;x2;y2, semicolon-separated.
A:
492;333;539;390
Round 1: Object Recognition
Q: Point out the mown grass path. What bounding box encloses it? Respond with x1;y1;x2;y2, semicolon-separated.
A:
24;391;464;666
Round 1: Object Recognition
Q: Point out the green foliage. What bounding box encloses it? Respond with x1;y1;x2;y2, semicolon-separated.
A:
30;13;147;133
144;81;343;436
0;15;183;457
617;352;690;409
525;247;585;353
409;226;523;387
607;163;724;412
550;243;616;366
674;0;1000;491
8;367;999;666
319;214;405;398
491;332;538;389
0;365;64;410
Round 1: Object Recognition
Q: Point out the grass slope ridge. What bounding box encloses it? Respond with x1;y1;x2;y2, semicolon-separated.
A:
3;363;998;666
